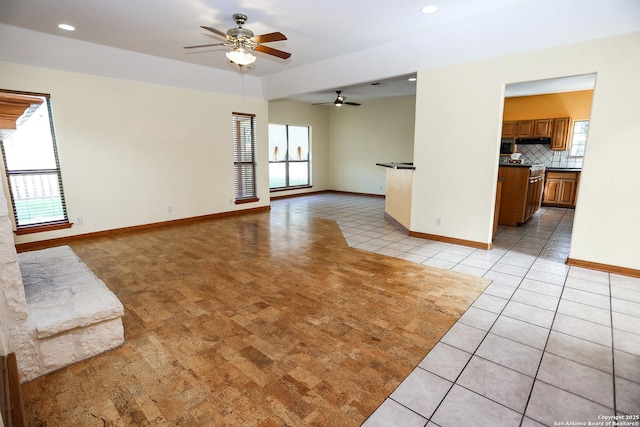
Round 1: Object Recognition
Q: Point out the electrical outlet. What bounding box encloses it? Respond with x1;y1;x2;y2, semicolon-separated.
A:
436;217;442;226
167;205;173;213
76;216;83;225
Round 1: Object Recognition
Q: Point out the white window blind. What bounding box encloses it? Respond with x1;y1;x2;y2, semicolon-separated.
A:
232;112;258;203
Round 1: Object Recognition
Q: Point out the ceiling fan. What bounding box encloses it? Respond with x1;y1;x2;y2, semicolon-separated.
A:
184;13;291;67
314;91;361;107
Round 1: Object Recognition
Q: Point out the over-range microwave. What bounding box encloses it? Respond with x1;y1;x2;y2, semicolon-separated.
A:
500;138;514;154
501;136;551;154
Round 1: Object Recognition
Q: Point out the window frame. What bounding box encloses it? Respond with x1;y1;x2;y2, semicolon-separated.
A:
268;123;311;191
232;112;259;204
0;89;71;234
569;120;589;158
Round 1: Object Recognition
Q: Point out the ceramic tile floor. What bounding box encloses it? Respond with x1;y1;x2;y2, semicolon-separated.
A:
271;193;640;427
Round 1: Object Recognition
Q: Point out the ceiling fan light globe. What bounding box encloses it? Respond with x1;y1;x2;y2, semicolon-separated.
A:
226;49;256;66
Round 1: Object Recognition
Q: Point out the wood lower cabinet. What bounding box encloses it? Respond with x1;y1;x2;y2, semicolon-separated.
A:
543;171;580;207
525;172;544;219
493;178;504;240
498;166;545;226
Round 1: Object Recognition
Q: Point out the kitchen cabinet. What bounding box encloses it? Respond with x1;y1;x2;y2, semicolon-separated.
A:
517;120;534;137
525;172;545;219
502;119;554;138
551;117;572;151
498;166;545;226
502;122;517;138
533;119;553;137
493;178;504;240
543;171;580;207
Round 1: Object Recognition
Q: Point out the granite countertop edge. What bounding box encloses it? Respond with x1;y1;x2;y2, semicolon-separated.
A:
500;164;582;172
546;168;582;172
376;162;416;170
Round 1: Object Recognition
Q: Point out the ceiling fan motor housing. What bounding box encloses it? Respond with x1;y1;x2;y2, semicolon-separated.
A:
227;27;254;39
228;14;254;48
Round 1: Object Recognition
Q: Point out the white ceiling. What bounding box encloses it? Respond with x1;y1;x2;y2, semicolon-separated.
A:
287;74;419;106
504;74;597;98
0;0;638;103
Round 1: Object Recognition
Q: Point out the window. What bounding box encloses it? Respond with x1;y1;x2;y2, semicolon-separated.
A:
570;120;589;157
268;124;310;190
1;91;69;233
232;112;258;203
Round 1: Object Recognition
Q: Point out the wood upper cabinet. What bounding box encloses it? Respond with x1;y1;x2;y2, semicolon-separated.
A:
502;119;554;138
533;119;553;137
517;120;534;137
502;122;516;138
543;171;580;207
551;117;572;151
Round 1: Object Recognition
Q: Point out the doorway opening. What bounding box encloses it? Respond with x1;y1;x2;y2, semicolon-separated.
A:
497;73;597;261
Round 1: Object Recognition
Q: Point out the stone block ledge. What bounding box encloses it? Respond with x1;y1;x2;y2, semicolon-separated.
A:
15;245;125;381
19;245;124;339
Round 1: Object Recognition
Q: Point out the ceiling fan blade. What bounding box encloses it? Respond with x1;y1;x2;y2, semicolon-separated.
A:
255;44;291;59
200;26;229;39
345;102;361;106
183;43;226;49
252;32;287;43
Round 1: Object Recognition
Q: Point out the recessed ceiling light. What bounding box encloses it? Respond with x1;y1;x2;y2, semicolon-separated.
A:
421;5;438;14
408;77;417;82
58;24;75;31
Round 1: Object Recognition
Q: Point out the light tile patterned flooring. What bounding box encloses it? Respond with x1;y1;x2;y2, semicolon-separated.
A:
271;193;640;427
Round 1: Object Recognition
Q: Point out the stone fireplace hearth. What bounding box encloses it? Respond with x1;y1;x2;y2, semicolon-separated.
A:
19;246;124;379
0;189;124;382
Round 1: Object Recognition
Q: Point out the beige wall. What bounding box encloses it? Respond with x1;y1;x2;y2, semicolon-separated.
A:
328;96;416;195
268;95;416;197
412;32;640;270
0;61;269;245
267;100;331;196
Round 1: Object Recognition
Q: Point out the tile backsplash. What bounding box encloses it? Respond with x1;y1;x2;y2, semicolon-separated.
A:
507;144;583;169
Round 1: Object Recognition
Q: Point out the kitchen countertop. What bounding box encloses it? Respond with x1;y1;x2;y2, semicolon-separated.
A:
500;164;582;172
546;168;582;172
376;162;416;170
499;163;545;168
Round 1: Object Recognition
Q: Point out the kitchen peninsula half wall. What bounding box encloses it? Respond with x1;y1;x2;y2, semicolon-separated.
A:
376;163;415;232
376;162;493;250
